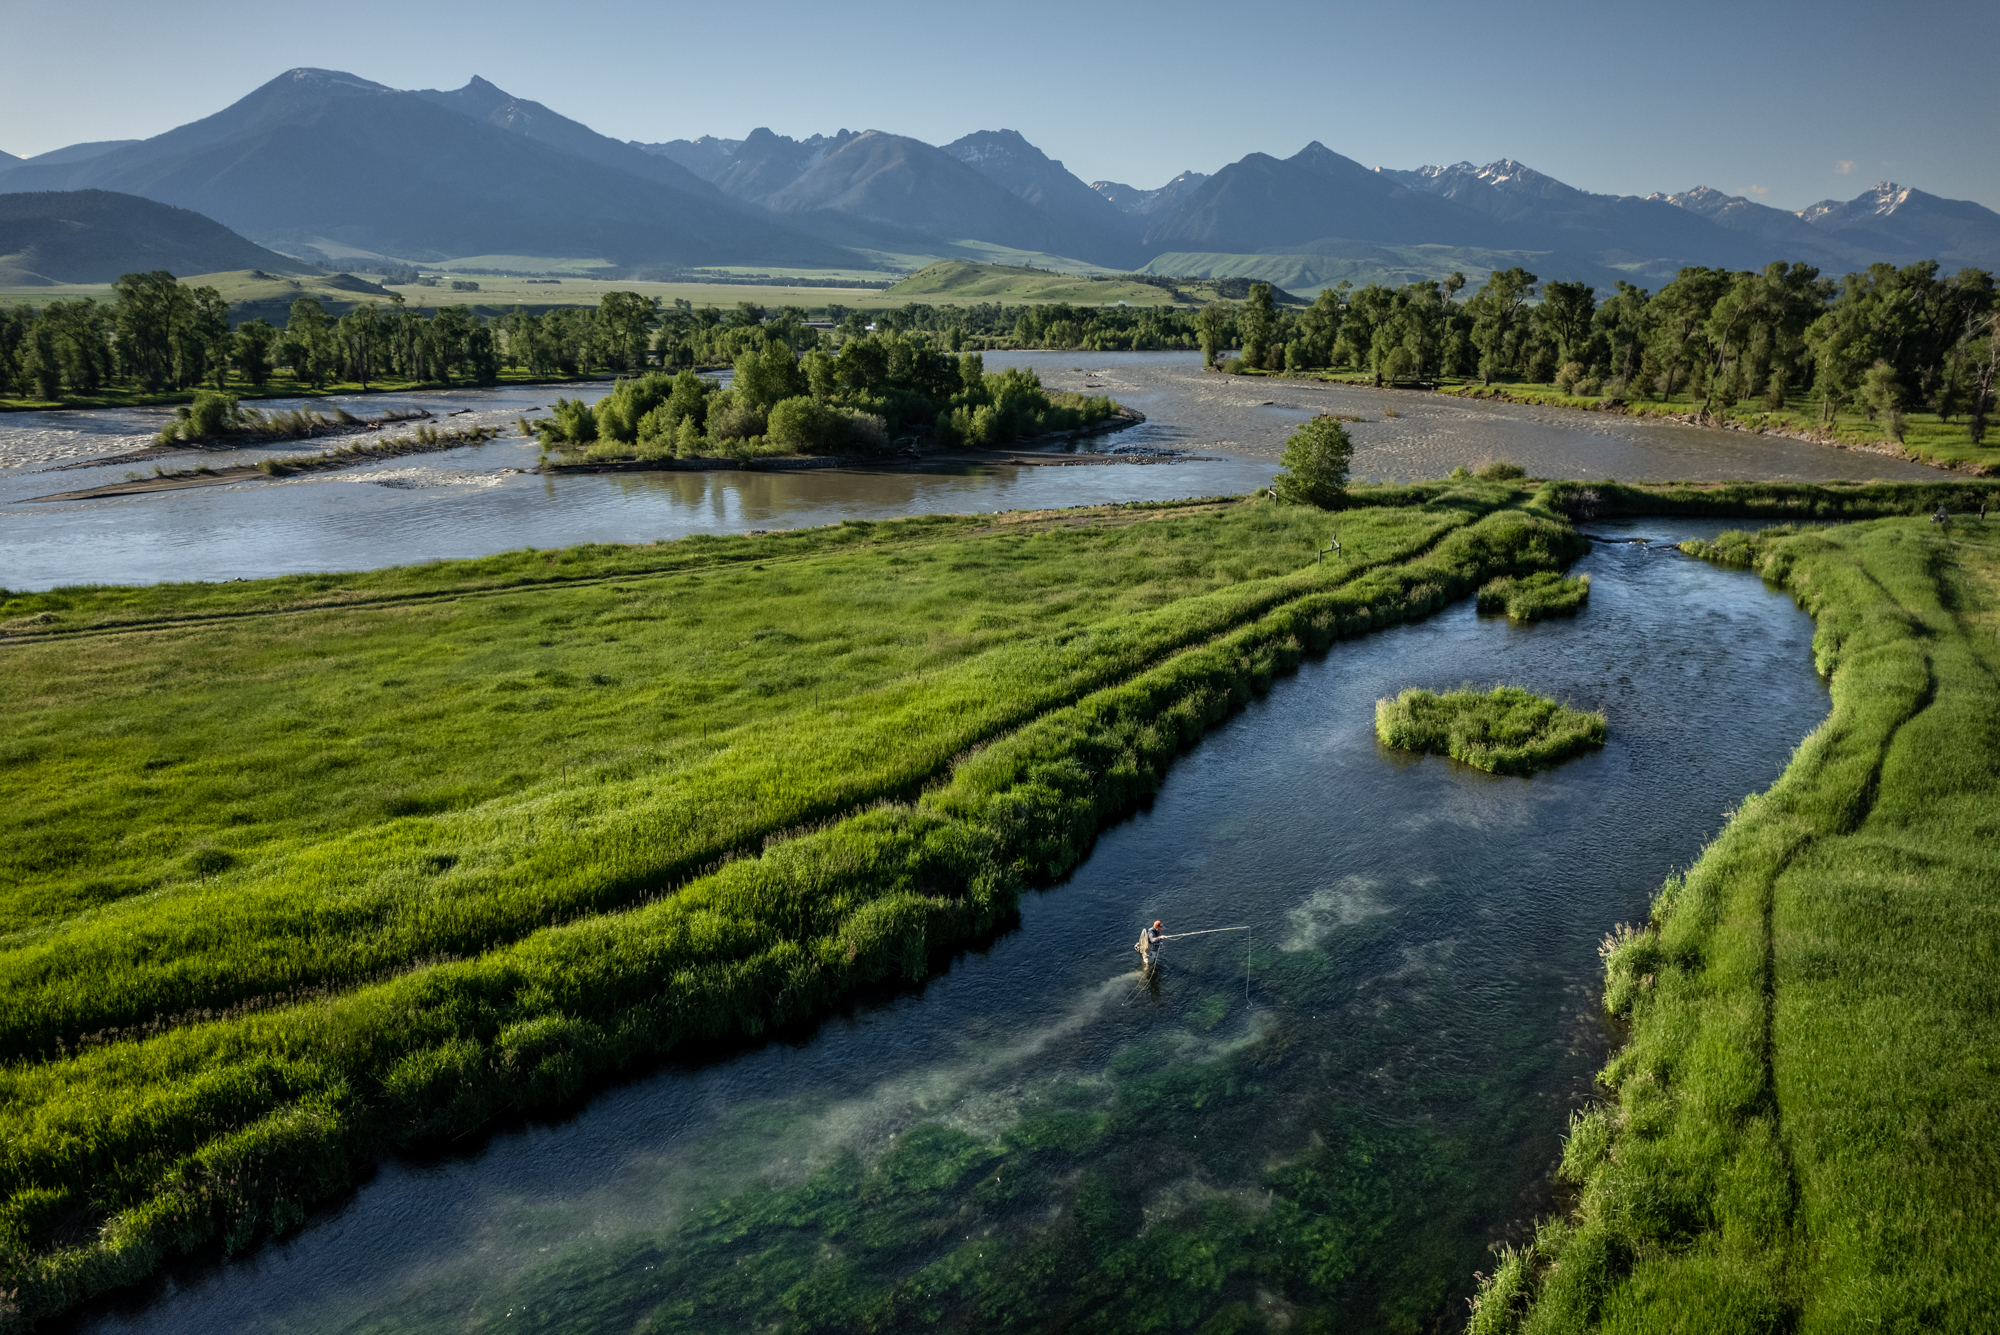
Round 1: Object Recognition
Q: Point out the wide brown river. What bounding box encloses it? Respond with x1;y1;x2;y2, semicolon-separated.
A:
0;352;1935;590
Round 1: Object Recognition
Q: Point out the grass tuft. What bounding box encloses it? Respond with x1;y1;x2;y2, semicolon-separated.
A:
1476;570;1589;619
1374;685;1606;774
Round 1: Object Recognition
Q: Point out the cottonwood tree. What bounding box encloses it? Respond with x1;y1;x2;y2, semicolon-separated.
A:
598;291;660;372
232;319;276;386
1539;281;1596;367
1467;267;1538;383
1272;415;1353;507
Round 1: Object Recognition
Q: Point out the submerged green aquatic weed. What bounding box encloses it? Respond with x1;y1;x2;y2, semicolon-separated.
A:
1374;685;1606;774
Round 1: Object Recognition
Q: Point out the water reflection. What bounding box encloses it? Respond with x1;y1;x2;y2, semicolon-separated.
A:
2;354;1936;591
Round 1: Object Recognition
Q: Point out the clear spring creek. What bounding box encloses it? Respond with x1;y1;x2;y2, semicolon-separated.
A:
8;354;1851;1331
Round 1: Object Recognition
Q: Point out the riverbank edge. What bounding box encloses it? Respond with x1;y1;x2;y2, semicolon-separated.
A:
0;371;610;416
1218;366;2000;477
534;406;1152;477
21;427;511;503
0;500;1583;1324
1470;514;2000;1332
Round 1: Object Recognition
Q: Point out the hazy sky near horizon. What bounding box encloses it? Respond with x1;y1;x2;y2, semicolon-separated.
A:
5;0;1995;212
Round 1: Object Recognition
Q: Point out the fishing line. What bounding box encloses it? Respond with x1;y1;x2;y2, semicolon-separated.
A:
1133;925;1253;1004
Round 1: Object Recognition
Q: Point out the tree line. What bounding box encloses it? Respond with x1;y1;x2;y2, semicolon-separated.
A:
6;264;1996;446
537;329;1117;462
1218;260;2000;442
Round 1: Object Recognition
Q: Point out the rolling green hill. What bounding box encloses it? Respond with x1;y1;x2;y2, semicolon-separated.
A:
881;260;1291;307
0;190;313;285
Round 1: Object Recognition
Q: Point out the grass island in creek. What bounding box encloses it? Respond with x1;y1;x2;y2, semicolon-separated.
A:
2;461;1998;1329
1375;684;1605;774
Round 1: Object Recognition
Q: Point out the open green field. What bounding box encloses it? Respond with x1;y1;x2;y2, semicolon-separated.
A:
881;260;1191;306
1140;245;1651;297
371;274;893;313
0;483;1590;1319
0;273;898;323
0;268;395;317
6;477;1998;1324
1476;509;2000;1333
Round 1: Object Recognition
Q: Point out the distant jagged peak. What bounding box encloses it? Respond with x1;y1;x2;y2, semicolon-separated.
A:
1648;184;1749;216
1290;140;1367;174
1090;169;1207;215
1380;158;1580;200
1861;181;1914;213
1404;161;1477;181
944;128;1047;166
275;68;392;95
740;126;859;160
1799;182;1913;226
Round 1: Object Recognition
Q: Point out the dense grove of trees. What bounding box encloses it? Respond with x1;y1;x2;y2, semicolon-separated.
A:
1225;261;2000;442
0;272;508;399
537;330;1116;461
4;265;1996;445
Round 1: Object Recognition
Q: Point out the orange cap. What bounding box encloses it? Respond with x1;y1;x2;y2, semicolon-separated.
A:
1153;920;1162;930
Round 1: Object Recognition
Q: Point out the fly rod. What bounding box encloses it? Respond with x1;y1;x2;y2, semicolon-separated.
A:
1141;925;1252;1003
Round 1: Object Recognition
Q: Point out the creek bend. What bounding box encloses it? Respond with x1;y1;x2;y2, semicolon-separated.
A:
69;518;1828;1334
1;352;1936;591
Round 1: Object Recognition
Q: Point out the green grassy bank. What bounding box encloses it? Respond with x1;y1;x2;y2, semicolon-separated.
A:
1476;515;2000;1332
0;485;1582;1320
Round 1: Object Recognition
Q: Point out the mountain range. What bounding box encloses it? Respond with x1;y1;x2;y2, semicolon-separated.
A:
4;68;1998;292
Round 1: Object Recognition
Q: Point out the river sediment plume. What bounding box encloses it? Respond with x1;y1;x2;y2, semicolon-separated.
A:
1374;685;1605;774
1480;515;2000;1331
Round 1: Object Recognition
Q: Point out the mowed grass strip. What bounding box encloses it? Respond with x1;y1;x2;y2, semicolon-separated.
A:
1477;517;2000;1332
0;504;1584;1320
0;492;1513;1061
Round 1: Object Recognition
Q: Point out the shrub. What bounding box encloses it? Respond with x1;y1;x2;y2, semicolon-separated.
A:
766;396;848;454
1475;460;1527;481
539;398;597;446
593;373;675;444
1271;415;1353;508
1556;361;1586;394
156;390;244;445
706;392;767;442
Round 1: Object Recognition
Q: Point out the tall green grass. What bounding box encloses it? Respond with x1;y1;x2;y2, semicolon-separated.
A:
1537;476;2000;523
0;502;1503;1060
0;489;1588;1320
1476;570;1589;619
1374;685;1604;774
1479;516;2000;1332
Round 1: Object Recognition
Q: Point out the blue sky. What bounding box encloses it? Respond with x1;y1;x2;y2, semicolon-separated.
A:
6;0;1995;211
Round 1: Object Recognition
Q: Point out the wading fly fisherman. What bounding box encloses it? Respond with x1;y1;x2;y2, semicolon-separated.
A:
1136;919;1165;970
